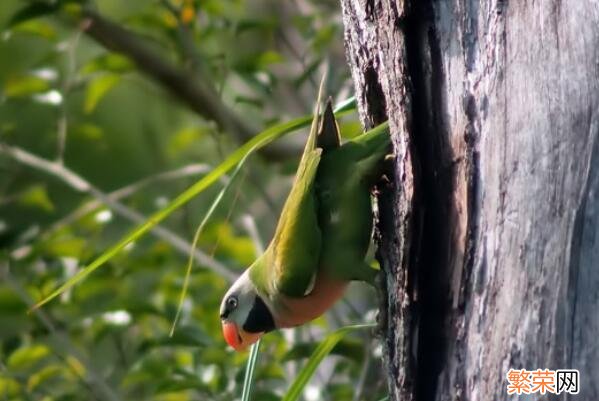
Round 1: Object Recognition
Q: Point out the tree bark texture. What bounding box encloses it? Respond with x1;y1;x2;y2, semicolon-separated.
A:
340;1;599;400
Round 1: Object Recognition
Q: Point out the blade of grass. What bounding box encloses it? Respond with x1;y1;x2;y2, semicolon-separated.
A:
241;339;261;401
31;100;359;311
333;96;355;113
169;154;249;336
282;324;375;401
30;116;307;311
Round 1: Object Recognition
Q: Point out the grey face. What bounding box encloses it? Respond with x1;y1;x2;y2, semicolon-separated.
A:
219;271;276;334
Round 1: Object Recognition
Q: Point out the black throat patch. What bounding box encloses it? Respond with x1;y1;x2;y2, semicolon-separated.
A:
243;296;275;333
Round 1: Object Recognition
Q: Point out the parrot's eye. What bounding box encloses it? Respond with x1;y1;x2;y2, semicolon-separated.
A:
226;296;238;310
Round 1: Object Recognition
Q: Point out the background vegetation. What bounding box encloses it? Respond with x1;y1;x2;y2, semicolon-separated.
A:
0;1;384;400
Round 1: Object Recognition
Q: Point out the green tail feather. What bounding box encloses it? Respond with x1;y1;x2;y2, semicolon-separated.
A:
317;98;341;152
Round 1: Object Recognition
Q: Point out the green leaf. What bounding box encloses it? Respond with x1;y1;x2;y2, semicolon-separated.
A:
41;235;87;258
7;344;51;372
18;184;54;212
84;74;121;113
257;51;284;69
0;377;20;397
81;54;133;75
4;75;50;98
167;127;205;156
281;324;375;401
72;123;104;141
27;364;64;391
31;98;358;310
11;20;56;39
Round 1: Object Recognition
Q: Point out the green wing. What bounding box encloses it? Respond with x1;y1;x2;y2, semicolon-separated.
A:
266;144;322;297
254;81;328;298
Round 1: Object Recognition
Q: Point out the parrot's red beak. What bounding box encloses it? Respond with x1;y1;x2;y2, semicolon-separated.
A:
221;321;262;351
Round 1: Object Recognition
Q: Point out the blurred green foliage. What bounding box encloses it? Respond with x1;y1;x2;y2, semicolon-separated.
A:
0;0;384;400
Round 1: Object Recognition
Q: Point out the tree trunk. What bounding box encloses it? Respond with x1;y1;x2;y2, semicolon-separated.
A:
339;1;599;400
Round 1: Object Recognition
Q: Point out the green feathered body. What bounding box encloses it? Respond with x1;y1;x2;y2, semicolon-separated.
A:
248;99;390;312
316;122;390;282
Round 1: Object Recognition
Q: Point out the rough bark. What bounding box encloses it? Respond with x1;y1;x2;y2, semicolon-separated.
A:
340;1;599;400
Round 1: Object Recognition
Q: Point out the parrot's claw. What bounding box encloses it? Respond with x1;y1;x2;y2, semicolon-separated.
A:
371;154;394;193
383;153;396;169
352;262;379;286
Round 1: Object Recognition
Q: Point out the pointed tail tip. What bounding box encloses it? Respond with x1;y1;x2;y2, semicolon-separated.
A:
325;96;334;109
317;98;341;151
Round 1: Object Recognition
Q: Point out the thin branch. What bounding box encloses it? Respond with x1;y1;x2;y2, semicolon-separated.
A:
0;142;237;282
77;9;298;159
80;9;250;139
0;143;90;191
102;163;212;201
41;163;212;239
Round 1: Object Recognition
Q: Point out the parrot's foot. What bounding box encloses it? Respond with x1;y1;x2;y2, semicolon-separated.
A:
372;154;394;195
352;262;379;286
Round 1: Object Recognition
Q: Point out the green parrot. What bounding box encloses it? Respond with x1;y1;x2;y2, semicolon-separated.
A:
220;96;390;351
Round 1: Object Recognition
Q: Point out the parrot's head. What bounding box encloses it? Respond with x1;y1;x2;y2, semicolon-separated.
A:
220;270;275;351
